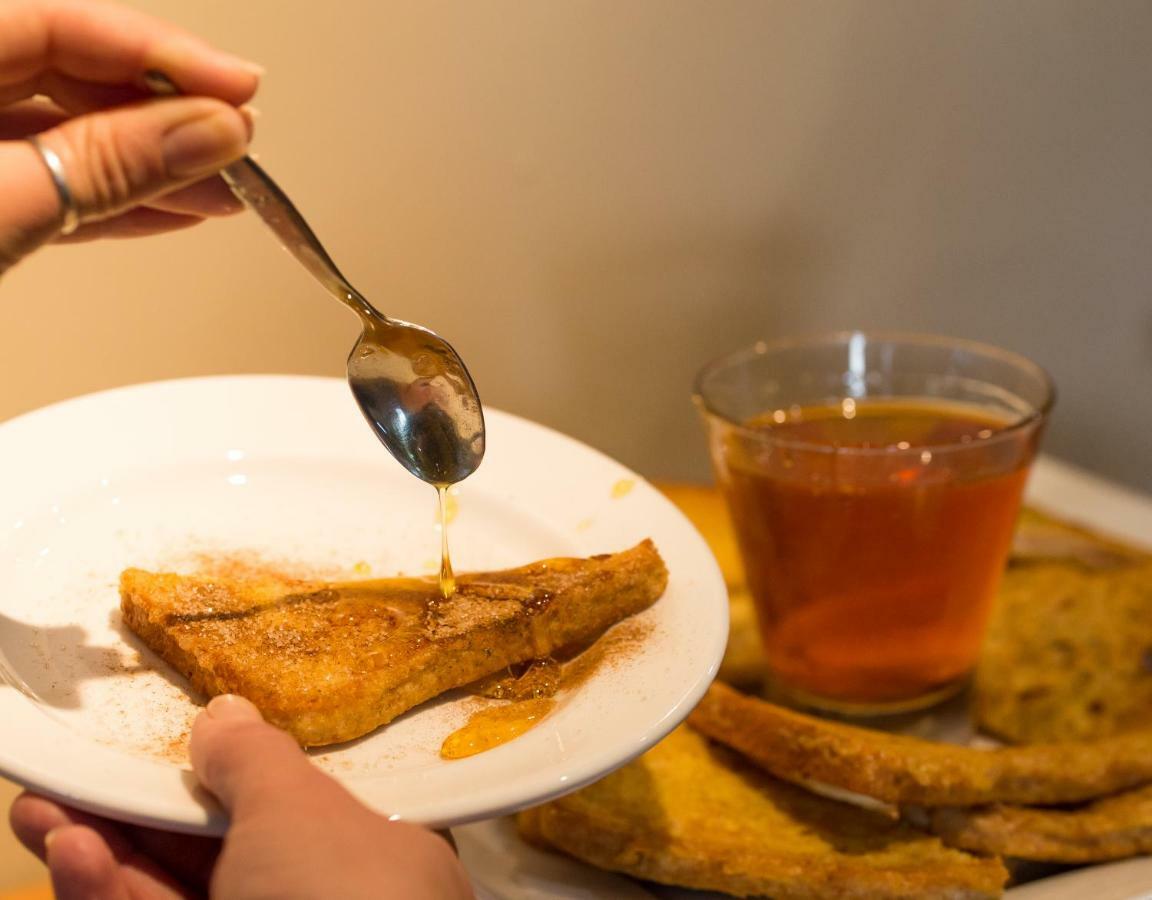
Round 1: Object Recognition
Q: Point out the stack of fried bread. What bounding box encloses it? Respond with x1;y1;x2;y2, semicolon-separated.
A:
518;488;1152;897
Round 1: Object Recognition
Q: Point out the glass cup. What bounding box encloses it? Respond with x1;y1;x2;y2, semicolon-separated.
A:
694;332;1054;714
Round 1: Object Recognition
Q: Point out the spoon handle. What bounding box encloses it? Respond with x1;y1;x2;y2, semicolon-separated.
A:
143;70;379;321
218;157;373;314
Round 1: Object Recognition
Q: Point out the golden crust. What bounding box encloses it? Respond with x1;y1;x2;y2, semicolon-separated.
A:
120;541;667;747
973;561;1152;744
690;682;1152;807
1010;507;1150;570
916;782;1152;863
519;725;1007;899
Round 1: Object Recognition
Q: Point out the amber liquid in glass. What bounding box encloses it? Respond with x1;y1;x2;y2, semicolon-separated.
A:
719;399;1032;709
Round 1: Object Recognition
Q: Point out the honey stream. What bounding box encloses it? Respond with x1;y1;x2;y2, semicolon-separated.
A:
430;480;559;758
430;480;554;759
436;485;456;600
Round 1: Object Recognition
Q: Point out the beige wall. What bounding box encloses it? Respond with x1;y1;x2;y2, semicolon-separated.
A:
2;0;1149;489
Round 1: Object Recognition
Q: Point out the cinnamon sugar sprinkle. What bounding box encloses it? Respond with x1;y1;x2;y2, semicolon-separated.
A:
122;549;658;761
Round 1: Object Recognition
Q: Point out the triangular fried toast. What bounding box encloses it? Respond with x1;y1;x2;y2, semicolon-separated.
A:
121;540;667;747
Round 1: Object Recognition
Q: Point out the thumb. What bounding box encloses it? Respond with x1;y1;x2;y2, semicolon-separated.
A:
46;826;131;900
0;96;249;261
189;695;353;822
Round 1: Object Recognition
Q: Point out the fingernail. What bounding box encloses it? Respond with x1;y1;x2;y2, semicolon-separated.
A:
236;59;266;78
163;108;248;178
238;105;258;140
218;52;265;78
44;827;61;850
206;694;262;722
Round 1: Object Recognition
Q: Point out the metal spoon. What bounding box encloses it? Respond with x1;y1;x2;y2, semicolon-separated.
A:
144;71;486;486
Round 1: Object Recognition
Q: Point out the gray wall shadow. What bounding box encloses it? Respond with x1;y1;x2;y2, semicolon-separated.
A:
0;609;194;710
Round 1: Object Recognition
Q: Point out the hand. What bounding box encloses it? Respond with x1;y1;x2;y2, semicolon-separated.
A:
0;0;262;275
9;695;475;899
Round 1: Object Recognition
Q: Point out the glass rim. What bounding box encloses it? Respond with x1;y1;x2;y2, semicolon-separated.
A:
692;330;1057;457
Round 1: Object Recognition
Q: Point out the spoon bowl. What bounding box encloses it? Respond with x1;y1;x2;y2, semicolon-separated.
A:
347;310;485;485
223;161;487;486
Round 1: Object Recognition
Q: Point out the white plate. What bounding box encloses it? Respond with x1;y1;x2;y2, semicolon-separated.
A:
455;456;1152;899
0;375;728;835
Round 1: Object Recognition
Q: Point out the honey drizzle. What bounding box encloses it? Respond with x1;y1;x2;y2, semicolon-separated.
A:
440;620;654;760
440;698;556;760
469;658;561;701
436;484;456;600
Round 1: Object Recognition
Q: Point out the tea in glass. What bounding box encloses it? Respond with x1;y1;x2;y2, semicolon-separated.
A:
695;333;1053;713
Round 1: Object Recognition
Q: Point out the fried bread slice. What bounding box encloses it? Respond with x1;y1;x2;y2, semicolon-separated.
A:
1010;507;1150;570
518;725;1008;899
690;682;1152;806
973;561;1152;743
121;540;667;747
915;782;1152;863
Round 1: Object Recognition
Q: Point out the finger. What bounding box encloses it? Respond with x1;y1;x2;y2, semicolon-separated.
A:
0;0;261;103
190;700;477;900
44;96;252;220
1;71;155;120
11;794;139;864
11;792;218;895
0;88;171;141
10;793;73;861
0;95;249;266
12;796;204;900
144;175;243;217
46;825;132;900
0;109;241;217
28;69;150;115
127;828;220;892
46;826;196;900
55;182;246;242
0;98;68;138
56;208;205;243
189;695;355;821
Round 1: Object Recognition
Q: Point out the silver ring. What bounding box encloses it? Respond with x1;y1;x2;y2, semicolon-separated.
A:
27;136;80;236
